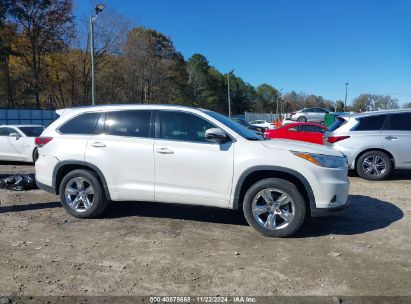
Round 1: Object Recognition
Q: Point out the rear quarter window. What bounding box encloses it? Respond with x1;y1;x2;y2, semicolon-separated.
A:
58;112;100;135
328;117;347;132
354;115;386;131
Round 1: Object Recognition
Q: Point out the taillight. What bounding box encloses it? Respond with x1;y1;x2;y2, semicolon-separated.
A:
35;137;53;147
326;136;350;143
291;112;296;116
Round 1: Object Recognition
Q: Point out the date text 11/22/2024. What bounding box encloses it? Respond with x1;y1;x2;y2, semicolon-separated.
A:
149;296;257;303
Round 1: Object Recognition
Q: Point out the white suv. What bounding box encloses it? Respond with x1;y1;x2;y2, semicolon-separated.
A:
35;105;349;237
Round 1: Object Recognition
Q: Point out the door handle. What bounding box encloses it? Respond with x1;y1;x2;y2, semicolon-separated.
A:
156;147;174;154
90;142;106;147
384;136;398;141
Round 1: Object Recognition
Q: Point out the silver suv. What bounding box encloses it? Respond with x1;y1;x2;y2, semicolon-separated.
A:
324;109;411;180
291;107;329;123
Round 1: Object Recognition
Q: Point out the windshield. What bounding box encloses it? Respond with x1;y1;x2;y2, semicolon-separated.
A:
18;126;45;137
204;111;263;140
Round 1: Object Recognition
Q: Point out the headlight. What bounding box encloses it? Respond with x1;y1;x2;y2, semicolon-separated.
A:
291;151;347;168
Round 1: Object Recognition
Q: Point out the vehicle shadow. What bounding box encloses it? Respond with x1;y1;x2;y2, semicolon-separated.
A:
104;194;403;236
0;201;60;214
104;201;248;226
0;161;33;166
349;169;411;180
0;195;403;237
295;194;404;237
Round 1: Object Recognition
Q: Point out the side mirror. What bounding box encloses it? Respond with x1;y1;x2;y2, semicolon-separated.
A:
9;133;21;139
205;128;229;144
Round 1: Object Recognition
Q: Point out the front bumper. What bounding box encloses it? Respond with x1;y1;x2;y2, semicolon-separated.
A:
306;164;350;217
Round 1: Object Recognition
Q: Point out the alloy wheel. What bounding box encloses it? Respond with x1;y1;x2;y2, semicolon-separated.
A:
251;188;295;230
64;177;95;212
362;155;386;177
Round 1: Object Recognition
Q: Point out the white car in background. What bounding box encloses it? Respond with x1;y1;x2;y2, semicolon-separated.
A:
250;120;275;130
0;125;45;163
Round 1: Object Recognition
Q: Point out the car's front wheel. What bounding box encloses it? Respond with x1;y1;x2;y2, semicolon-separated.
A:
297;116;307;122
59;169;109;218
356;151;392;180
243;178;306;237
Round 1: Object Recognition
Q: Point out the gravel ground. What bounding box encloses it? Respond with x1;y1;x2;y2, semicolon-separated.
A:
0;161;410;296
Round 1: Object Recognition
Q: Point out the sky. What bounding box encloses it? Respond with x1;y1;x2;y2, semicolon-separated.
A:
74;0;411;105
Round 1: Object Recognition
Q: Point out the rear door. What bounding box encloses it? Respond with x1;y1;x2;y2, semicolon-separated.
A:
85;110;155;201
381;113;411;169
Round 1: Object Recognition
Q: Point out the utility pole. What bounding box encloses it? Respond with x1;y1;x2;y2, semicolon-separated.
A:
90;4;105;106
344;82;349;112
227;70;234;117
276;89;282;120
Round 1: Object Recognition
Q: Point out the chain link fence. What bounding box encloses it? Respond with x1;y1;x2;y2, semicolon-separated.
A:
244;112;280;122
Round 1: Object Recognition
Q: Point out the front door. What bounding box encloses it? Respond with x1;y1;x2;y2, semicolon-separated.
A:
154;110;234;208
0;127;25;160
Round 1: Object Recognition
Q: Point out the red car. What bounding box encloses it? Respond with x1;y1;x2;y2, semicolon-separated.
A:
264;122;327;145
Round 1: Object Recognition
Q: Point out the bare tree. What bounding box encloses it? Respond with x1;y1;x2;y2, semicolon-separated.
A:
9;0;74;108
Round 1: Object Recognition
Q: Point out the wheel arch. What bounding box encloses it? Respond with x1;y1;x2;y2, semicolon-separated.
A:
53;161;111;200
233;166;315;215
355;148;395;169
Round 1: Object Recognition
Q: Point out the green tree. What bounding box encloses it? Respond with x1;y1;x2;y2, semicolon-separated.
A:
254;84;279;112
403;102;411;109
186;54;219;109
335;100;345;112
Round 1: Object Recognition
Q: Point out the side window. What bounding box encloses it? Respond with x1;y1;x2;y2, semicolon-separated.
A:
385;113;411;131
288;126;299;132
0;127;15;136
59;113;100;135
160;111;216;143
354;115;386;131
104;110;151;138
300;125;322;132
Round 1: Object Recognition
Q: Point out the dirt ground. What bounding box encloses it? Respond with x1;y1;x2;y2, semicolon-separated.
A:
0;161;410;297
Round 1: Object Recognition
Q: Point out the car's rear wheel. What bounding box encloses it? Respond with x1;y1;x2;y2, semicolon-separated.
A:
59;169;109;218
243;178;306;237
32;148;39;163
297;116;307;122
356;151;392;181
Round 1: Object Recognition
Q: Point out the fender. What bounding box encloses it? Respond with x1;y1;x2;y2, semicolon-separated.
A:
52;160;111;200
232;165;316;212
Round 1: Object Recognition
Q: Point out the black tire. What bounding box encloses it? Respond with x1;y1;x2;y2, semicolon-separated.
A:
297;116;307;122
243;178;306;238
59;169;109;218
356;151;392;181
32;148;39;163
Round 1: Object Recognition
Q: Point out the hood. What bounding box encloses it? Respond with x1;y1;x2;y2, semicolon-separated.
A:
262;139;344;157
